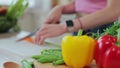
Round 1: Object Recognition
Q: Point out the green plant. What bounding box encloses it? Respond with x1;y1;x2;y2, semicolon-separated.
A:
0;0;28;33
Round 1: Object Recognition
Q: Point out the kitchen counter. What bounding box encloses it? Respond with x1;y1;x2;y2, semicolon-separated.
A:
0;32;98;68
0;31;62;68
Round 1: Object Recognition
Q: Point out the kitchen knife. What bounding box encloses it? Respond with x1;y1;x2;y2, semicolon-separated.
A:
16;28;40;42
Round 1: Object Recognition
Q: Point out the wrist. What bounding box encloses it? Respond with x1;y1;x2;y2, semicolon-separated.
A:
60;18;83;33
60;22;68;33
63;19;82;32
72;18;83;31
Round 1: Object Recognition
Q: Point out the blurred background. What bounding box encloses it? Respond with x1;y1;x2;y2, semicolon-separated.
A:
0;0;75;32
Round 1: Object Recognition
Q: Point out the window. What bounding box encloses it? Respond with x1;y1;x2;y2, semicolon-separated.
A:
0;0;35;8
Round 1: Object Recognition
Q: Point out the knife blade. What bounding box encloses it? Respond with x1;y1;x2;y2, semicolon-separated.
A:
16;28;39;42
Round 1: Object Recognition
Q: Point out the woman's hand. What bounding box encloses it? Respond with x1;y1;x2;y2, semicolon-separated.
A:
35;23;68;45
43;5;64;24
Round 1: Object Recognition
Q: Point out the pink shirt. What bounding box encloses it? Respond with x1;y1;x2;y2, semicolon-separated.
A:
75;0;107;13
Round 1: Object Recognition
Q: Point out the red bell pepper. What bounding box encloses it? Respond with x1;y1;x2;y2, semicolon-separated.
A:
94;34;117;68
103;45;120;68
103;28;120;68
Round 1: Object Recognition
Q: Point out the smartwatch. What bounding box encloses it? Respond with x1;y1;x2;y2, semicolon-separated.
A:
66;20;74;32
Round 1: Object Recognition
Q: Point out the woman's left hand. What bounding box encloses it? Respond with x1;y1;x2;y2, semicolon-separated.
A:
35;23;68;45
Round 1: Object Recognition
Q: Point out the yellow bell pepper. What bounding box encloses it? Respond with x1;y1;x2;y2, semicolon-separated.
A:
62;30;95;68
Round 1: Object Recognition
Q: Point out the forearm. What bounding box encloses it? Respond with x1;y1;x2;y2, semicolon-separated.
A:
80;7;120;30
62;1;76;14
62;0;120;32
75;0;120;30
72;7;120;31
54;1;75;14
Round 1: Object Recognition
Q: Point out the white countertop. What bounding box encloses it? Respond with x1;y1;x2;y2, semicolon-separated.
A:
0;31;67;68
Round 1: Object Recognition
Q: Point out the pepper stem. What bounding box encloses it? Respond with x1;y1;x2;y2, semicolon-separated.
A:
77;30;83;36
117;28;120;46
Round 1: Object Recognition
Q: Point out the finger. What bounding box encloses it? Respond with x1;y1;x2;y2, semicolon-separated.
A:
38;34;51;45
52;20;58;24
35;30;47;44
34;26;47;42
38;36;45;45
34;32;40;44
44;17;54;24
51;17;60;24
35;32;46;45
35;29;42;44
35;24;49;44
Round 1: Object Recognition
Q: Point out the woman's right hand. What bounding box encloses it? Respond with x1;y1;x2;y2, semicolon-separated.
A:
35;23;68;45
43;5;64;24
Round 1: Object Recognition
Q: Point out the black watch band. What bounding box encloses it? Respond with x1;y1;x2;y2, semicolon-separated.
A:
66;20;74;32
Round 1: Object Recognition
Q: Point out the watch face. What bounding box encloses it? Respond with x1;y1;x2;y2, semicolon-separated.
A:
66;20;74;27
66;20;74;32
